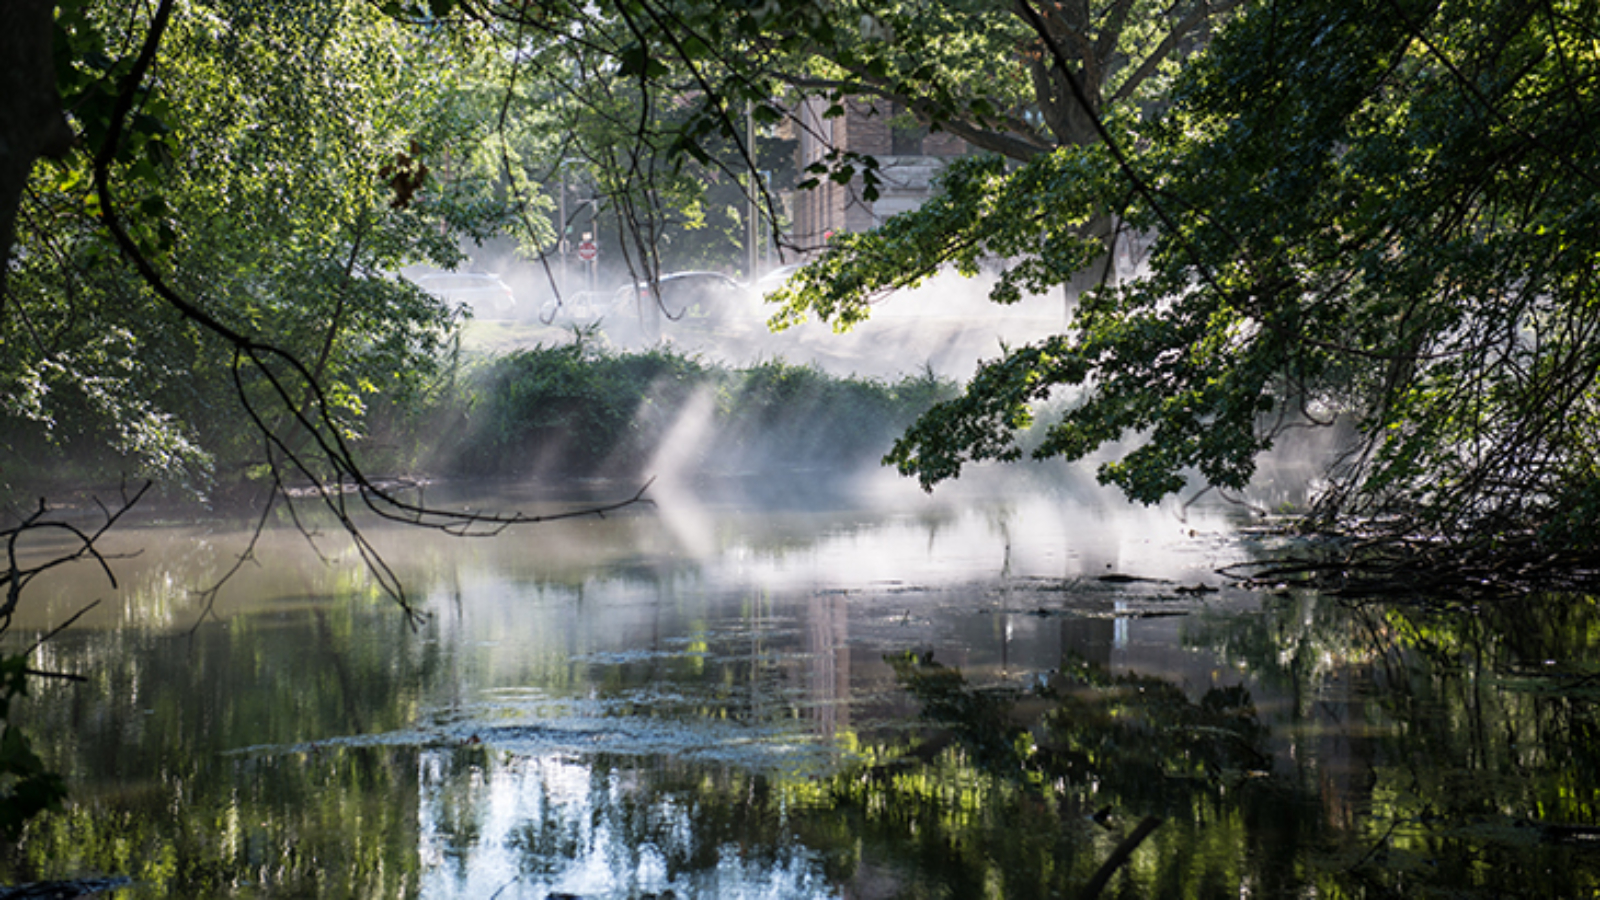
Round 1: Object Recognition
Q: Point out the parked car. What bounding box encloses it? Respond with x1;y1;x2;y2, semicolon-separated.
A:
411;271;516;314
537;290;615;325
615;271;749;322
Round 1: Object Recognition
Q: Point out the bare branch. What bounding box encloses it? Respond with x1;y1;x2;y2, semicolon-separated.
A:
2;485;148;634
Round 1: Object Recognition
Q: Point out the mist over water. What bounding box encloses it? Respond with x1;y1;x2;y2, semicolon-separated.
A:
736;270;1067;380
450;247;1346;514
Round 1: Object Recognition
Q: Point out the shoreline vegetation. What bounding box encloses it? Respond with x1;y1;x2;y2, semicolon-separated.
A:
0;336;957;516
9;332;1600;602
1228;523;1600;603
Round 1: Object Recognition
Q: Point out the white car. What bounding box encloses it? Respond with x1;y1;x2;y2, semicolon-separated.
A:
538;290;615;325
753;263;803;298
412;272;516;314
616;271;749;321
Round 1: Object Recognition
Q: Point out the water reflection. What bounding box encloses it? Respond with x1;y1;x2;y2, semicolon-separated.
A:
418;749;841;898
3;479;1600;897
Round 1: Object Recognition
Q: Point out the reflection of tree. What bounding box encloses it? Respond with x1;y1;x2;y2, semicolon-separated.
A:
1185;592;1600;897
6;744;423;896
795;650;1296;899
886;650;1270;804
2;596;435;894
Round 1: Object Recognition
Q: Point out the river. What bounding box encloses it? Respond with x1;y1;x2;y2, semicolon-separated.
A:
3;472;1599;898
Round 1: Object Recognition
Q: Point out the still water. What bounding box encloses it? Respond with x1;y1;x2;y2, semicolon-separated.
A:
4;474;1600;898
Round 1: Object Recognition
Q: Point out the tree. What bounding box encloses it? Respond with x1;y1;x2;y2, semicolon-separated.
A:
3;0;663;618
4;1;491;495
516;21;796;281
779;0;1600;564
4;1;633;500
461;0;1239;290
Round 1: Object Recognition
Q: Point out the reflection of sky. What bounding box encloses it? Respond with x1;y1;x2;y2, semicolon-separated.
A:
418;753;840;900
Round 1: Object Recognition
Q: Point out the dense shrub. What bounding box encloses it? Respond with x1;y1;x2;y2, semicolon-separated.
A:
440;343;954;479
718;360;951;471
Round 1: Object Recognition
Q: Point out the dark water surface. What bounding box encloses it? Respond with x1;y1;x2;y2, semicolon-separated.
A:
4;476;1600;898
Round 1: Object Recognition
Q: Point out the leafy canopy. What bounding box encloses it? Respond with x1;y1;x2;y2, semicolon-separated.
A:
780;0;1600;543
4;0;530;497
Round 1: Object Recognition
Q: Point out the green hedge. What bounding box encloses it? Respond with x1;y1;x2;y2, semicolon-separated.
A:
443;343;953;479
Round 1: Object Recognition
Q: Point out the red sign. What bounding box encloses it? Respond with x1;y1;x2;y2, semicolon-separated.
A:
576;240;598;261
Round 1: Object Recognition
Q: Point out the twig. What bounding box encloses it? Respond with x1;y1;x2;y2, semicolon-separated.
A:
28;599;102;655
2;485;148;634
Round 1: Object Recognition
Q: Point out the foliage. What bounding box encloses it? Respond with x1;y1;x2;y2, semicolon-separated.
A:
3;0;530;503
721;359;950;466
453;341;703;476
437;0;1238;290
770;150;1116;332
777;0;1600;552
536;45;797;279
398;0;803;285
778;0;1242;156
447;341;954;478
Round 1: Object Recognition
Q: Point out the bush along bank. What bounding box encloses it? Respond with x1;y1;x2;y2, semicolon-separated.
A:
441;342;955;480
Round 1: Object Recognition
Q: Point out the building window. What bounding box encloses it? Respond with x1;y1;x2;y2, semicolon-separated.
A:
891;118;927;155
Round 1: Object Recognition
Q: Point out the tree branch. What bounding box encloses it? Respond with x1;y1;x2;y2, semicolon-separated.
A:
779;74;1055;161
1108;0;1247;106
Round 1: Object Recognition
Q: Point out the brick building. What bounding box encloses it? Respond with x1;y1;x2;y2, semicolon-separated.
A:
786;97;968;255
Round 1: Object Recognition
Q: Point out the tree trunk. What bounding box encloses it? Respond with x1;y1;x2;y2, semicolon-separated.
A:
0;0;75;304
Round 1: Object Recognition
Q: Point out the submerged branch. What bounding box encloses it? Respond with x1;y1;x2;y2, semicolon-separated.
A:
1081;815;1163;900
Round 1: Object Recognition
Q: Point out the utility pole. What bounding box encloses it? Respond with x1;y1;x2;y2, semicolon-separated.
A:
558;158;583;294
746;100;758;280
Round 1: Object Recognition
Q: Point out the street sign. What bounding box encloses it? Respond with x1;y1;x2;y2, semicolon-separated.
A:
577;240;598;262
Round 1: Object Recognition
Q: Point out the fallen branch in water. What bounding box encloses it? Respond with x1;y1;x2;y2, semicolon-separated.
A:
1220;523;1600;601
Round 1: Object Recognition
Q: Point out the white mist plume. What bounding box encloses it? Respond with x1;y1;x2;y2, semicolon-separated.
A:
642;385;719;559
499;267;1068;381
750;269;1064;380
